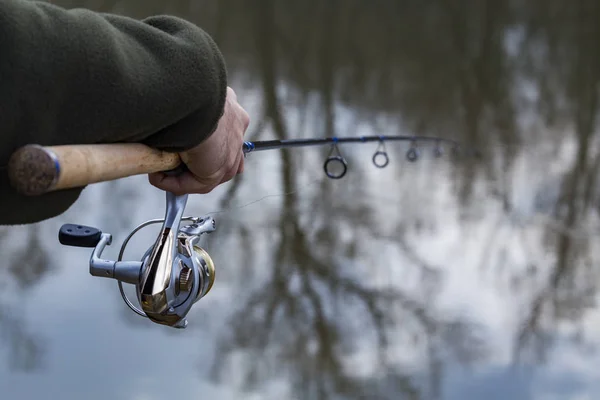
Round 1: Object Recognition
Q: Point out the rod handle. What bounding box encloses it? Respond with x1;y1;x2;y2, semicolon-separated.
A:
8;143;182;196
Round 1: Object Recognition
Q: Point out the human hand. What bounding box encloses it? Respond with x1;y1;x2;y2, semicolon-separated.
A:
149;87;250;195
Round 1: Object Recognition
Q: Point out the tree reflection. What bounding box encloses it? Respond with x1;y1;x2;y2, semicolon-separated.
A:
0;225;53;371
211;201;491;399
0;304;45;372
13;0;600;396
512;0;600;363
208;3;487;399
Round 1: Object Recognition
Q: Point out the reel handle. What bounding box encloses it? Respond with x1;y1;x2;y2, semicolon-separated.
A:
7;143;182;196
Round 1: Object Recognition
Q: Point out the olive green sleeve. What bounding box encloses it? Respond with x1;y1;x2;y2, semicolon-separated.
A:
0;0;227;225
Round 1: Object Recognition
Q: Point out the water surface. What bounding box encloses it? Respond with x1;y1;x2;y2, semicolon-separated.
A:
1;1;600;399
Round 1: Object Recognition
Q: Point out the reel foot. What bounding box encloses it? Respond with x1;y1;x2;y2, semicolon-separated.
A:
173;319;188;329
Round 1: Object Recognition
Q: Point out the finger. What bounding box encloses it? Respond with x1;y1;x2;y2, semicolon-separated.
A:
148;171;217;195
234;148;245;174
221;150;244;184
241;108;250;131
237;155;245;174
228;86;237;101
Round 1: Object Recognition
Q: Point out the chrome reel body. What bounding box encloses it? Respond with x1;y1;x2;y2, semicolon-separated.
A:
58;192;216;329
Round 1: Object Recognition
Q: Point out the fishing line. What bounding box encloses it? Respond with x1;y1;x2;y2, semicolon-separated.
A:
202;168;442;220
204;175;323;216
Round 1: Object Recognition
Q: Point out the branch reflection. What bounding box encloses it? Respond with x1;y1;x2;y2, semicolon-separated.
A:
2;1;599;398
207;3;487;399
0;225;53;371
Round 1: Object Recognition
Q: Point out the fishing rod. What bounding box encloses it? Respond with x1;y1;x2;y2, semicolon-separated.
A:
7;134;466;329
242;135;462;179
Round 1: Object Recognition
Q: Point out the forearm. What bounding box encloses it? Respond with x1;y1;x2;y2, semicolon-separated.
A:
0;0;227;225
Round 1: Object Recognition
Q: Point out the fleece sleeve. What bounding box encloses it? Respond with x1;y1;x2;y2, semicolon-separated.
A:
0;0;228;225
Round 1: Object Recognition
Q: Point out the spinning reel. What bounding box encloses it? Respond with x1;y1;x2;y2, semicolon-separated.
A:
58;192;216;329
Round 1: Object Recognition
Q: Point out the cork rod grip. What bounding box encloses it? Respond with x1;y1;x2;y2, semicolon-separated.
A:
7;143;182;196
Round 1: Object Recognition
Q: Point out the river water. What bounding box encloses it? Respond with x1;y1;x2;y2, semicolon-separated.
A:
1;1;600;399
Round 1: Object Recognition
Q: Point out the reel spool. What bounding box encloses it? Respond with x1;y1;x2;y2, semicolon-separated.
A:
58;192;216;329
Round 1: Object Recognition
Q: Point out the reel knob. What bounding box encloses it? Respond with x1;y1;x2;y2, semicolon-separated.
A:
59;224;103;248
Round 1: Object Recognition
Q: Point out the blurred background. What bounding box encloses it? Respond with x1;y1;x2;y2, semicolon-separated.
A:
2;0;600;399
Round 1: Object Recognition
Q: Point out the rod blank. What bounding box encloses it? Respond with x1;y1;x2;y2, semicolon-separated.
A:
242;135;460;153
